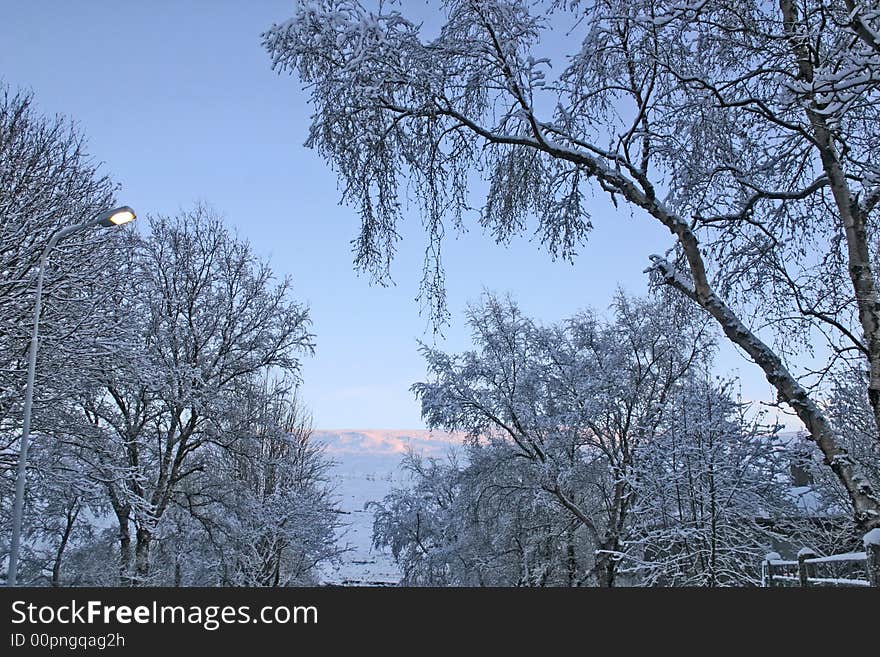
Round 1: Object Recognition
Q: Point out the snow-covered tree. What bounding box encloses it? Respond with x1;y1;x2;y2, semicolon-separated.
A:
373;446;597;585
407;292;711;585
1;88;336;587
0;84;124;580
371;451;466;585
376;293;854;585
75;206;314;584
3;428;108;586
149;382;343;586
265;0;880;530
628;375;795;586
827;367;880;494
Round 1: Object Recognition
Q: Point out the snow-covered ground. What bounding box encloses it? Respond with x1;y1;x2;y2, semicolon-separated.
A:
319;452;405;585
314;430;462;586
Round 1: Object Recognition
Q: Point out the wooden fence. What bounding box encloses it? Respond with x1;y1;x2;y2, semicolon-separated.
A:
762;534;880;587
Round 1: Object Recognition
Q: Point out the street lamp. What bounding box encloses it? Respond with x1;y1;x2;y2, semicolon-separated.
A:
6;205;136;587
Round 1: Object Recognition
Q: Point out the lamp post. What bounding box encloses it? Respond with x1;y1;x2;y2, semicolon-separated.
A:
6;206;136;586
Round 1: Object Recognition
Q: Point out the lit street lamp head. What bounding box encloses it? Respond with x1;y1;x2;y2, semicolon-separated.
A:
96;206;136;227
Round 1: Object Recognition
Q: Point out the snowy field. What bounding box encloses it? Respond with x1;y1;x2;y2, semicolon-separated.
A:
314;430;462;586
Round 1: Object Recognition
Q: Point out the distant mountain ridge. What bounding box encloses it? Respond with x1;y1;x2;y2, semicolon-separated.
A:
313;429;464;456
314;428;809;458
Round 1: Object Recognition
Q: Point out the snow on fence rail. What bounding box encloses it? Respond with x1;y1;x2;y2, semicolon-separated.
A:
762;532;880;587
804;551;867;564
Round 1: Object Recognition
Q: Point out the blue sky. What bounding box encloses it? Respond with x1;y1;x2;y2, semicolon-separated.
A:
1;1;784;429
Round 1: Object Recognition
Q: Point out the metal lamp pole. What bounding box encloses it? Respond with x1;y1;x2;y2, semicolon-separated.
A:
6;206;136;586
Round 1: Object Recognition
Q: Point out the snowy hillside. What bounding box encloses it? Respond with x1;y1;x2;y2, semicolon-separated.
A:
314;430;463;585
